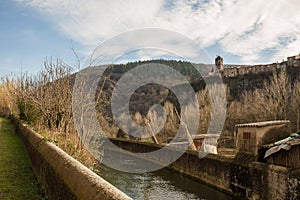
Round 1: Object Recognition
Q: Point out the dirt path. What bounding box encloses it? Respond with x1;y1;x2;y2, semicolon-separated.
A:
0;118;45;199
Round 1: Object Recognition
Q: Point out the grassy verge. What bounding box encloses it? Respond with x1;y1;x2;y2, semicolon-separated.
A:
0;118;45;200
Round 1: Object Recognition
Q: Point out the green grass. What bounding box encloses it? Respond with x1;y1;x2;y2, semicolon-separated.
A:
0;118;45;200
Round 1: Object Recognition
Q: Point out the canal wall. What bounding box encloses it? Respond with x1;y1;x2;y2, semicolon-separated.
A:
12;118;131;200
109;138;300;200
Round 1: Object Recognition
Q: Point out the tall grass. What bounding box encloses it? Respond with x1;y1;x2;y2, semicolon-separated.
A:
0;59;96;167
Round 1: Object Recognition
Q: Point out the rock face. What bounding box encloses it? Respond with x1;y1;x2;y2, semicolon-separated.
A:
218;54;300;98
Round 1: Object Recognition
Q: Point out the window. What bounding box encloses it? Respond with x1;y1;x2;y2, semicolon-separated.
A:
243;132;251;140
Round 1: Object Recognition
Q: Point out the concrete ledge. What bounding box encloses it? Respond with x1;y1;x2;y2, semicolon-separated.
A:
108;138;300;200
13;119;131;200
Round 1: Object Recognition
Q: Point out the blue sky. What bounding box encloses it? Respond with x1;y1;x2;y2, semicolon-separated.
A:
1;0;300;78
0;1;82;77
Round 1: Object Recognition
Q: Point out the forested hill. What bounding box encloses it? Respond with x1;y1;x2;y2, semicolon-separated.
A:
100;59;300;100
103;59;208;82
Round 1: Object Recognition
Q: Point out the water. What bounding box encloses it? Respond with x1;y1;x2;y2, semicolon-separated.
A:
96;151;234;200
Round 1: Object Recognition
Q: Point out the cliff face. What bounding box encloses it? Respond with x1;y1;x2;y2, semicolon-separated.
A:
223;66;300;100
224;71;271;99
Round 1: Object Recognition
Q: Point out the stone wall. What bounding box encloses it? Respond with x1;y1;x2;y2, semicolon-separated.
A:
109;138;300;199
12;119;131;200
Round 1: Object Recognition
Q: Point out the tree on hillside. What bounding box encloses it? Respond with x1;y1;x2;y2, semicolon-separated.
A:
226;70;300;132
257;70;291;120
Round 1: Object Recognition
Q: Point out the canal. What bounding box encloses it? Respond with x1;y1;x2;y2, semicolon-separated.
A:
96;150;234;200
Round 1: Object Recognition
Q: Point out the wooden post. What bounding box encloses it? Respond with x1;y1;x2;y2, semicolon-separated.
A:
182;122;197;151
146;123;159;144
174;108;197;151
297;109;300;132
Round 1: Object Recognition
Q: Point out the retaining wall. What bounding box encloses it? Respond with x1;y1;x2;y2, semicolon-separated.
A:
109;138;300;200
13;119;131;200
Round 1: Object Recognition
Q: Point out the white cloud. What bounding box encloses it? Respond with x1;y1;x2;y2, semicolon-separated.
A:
81;28;211;66
17;0;300;64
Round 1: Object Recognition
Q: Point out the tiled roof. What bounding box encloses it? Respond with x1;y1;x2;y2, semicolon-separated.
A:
235;120;290;128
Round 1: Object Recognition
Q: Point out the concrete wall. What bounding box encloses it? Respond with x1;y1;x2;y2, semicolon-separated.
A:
109;138;300;200
236;127;257;153
12;119;131;200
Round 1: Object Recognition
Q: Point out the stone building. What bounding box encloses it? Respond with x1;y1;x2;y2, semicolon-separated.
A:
215;55;224;71
287;54;300;67
210;53;300;78
234;120;291;155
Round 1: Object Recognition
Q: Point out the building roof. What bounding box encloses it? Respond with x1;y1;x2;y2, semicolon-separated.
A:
192;134;220;139
287;54;300;60
261;132;300;158
262;132;300;148
235;120;290;128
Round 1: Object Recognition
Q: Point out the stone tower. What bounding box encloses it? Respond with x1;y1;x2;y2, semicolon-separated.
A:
215;55;224;71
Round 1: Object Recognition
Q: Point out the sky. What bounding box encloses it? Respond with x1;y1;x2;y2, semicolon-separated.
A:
1;0;300;78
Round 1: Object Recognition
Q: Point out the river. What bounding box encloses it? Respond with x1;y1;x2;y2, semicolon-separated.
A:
96;150;235;200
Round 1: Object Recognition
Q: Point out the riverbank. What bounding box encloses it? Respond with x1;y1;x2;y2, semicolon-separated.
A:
0;118;45;199
97;149;233;199
108;138;300;199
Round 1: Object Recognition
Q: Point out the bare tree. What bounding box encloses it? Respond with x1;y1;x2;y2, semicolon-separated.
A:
226;70;297;132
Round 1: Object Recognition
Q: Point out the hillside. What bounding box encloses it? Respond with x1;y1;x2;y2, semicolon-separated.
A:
94;56;300;142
